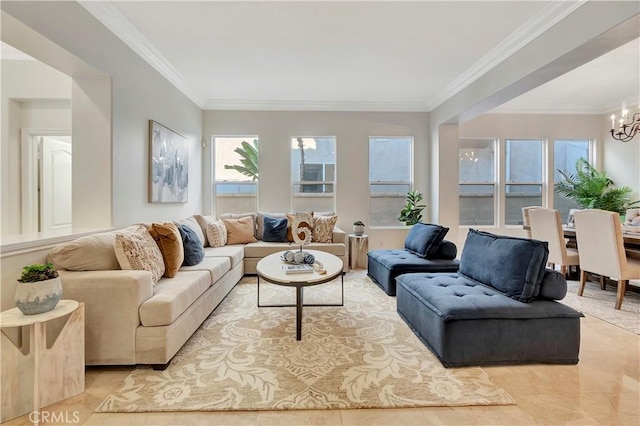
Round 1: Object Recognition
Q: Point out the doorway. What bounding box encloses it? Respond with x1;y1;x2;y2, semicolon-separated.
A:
21;130;72;234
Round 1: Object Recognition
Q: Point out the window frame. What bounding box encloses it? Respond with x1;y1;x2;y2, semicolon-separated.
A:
368;136;414;229
212;135;259;216
458;138;498;227
290;136;337;212
503;138;545;226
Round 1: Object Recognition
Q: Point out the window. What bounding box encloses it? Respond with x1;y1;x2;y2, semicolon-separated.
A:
553;140;591;222
213;136;258;215
369;137;412;227
505;139;543;225
459;139;496;226
291;137;335;212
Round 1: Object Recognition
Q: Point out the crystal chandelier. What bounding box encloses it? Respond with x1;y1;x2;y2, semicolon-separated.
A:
610;102;640;142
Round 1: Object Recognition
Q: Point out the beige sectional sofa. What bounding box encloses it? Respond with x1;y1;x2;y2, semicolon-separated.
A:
48;213;346;368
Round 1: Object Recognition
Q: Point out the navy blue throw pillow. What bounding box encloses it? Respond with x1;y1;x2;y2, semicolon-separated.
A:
404;222;449;259
262;215;288;242
178;224;204;266
431;239;457;260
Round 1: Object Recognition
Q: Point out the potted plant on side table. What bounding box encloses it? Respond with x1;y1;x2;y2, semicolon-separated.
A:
15;262;62;315
353;220;365;236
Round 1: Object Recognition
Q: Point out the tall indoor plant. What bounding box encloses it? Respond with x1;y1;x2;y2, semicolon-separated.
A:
398;190;426;226
555;158;639;215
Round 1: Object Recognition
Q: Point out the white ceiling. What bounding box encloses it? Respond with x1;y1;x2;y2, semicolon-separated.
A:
7;1;638;114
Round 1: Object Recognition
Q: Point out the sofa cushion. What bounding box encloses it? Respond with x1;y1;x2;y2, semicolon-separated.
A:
460;229;549;303
256;212;287;240
287;212;314;243
48;227;137;271
432;240;457;260
174;216;205;247
220;212;258;238
114;225;165;285
148;222;184;278
538;268;568;300
404;222;449;258
178;225;205;266
180;256;231;283
313;214;337;243
223;216;258;244
139;270;211;327
203;245;245;269
194;215;227;247
262;215;288;242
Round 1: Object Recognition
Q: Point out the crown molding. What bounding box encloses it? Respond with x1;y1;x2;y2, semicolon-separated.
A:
79;1;206;108
426;0;588;111
202;99;429;112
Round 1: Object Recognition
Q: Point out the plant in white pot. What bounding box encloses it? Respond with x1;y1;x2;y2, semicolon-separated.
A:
353;220;365;236
15;262;62;315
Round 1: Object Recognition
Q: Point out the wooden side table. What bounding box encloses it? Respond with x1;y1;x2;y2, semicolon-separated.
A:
1;300;85;423
348;234;369;269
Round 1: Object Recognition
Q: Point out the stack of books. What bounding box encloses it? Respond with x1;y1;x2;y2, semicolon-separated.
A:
282;264;314;274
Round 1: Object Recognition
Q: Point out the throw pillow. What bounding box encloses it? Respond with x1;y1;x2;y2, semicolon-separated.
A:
206;218;227;248
262;215;289;242
148;222;184;278
47;226;138;271
219;212;258;239
178;225;204;266
174;216;205;248
223;216;258;244
256;211;287;240
194;215;214;246
114;225;165;285
313;214;337;243
404;222;449;259
431;240;458;260
287;212;314;243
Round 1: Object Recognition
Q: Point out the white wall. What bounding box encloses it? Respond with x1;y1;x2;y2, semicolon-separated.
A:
203;111;429;250
1;2;203;309
1;60;71;237
602;105;640;202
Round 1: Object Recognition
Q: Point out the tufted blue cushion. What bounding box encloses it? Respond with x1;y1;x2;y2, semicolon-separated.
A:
178;225;204;266
460;229;548;303
262;215;288;242
538;268;568;300
404;222;449;259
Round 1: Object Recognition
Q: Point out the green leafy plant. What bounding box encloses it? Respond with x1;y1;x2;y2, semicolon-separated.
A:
555;158;639;214
353;220;365;226
224;139;258;181
398;190;426;226
19;263;59;283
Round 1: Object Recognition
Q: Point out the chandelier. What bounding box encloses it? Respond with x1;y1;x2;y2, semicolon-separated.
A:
610;102;640;142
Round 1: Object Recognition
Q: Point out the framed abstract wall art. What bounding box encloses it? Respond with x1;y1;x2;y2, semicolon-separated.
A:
149;120;188;203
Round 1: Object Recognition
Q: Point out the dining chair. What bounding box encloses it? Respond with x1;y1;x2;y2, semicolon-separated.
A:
529;208;579;277
573;209;640;310
522;206;542;238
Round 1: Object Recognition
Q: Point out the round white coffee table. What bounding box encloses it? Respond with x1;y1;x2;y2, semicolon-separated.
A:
256;250;344;340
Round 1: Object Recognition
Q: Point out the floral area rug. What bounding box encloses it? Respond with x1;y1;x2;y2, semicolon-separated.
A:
95;273;514;412
563;279;640;335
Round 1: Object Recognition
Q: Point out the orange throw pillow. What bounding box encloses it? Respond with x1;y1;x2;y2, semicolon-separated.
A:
149;222;184;278
223;216;258;245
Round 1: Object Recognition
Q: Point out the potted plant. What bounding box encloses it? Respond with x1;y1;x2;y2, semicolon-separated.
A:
15;262;62;315
555;158;639;216
398;190;426;226
353;220;365;236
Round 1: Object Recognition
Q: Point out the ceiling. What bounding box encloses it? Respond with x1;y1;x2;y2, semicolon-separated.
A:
4;1;639;114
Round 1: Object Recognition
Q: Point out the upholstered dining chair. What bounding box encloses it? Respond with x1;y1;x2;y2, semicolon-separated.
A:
522;206;542;238
573;209;640;310
529;208;580;277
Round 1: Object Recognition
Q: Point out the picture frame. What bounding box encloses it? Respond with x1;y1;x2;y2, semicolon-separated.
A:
149;120;188;203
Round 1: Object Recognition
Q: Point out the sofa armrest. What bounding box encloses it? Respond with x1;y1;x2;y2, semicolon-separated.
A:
58;270;154;365
332;227;346;244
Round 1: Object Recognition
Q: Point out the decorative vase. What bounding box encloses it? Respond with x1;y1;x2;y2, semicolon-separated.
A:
353;225;365;236
15;277;62;315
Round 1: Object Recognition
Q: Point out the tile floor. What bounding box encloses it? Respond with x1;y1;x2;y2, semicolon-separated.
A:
4;312;639;425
